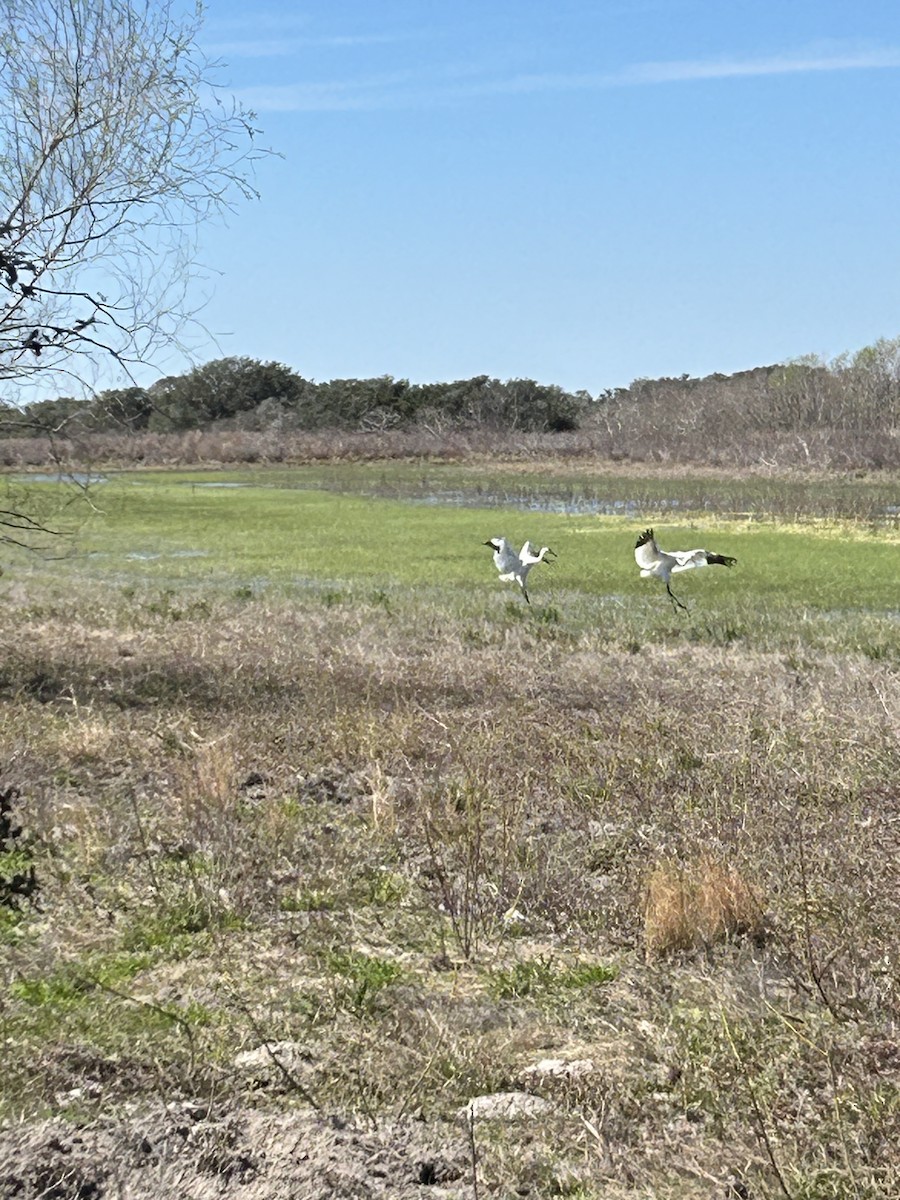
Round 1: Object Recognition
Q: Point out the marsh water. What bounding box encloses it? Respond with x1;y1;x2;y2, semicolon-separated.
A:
10;464;900;522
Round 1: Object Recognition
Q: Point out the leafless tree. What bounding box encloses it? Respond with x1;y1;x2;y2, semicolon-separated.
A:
0;0;265;403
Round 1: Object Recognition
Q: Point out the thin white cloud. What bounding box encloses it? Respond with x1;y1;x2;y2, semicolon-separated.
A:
235;68;439;114
236;43;900;113
204;12;313;35
568;45;900;89
206;32;422;59
236;82;389;112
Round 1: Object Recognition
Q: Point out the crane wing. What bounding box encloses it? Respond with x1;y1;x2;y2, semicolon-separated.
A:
520;542;548;565
494;542;521;575
634;528;662;571
670;549;710;573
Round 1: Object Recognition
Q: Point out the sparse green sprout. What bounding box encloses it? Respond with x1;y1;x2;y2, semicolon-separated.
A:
326;950;405;1018
280;887;335;913
489;956;618;1001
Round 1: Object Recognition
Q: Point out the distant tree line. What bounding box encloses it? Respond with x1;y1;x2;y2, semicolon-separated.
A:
599;338;900;440
589;337;900;468
0;358;588;438
2;335;900;470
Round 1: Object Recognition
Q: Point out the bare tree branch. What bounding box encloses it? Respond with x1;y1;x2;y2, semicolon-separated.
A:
0;0;268;550
0;0;267;401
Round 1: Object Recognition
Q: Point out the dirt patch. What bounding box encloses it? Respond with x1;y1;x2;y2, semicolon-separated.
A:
0;1105;472;1199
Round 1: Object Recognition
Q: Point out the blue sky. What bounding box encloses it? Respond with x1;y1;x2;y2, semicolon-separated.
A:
173;0;900;395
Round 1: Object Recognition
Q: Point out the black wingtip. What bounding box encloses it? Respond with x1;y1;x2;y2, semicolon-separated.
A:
635;528;654;549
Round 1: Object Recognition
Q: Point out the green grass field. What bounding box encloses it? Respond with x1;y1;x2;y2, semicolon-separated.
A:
10;465;899;659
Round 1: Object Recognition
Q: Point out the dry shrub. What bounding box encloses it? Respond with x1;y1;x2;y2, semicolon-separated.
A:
643;856;765;956
176;736;237;819
53;714;131;767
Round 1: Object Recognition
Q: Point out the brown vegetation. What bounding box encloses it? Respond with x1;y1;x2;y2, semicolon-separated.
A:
3;419;900;475
643;857;766;955
0;580;897;1196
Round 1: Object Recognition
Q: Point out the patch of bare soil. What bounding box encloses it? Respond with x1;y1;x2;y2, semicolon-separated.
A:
0;1105;472;1199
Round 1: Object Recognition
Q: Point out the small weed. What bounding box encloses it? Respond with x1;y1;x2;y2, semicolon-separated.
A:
534;604;561;624
121;894;242;955
461;625;488;647
11;951;155;1010
489;956;557;999
158;727;189;755
784;653;815;673
420;780;496;959
0;848;37;905
560;962;619;988
0;905;27;943
140;590;211;622
278;796;302;819
280;887;335;913
11;973;87;1010
327;950;403;987
858;641;892;661
674;749;705;770
144;589;183;620
186;597;213;619
701;620;745;645
364;867;408;907
786;1169;874;1200
489;956;618;1001
326;950;404;1018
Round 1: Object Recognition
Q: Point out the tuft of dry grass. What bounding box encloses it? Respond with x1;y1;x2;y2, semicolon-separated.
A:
643;856;766;955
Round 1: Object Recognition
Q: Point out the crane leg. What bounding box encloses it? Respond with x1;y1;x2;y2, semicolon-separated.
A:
667;582;689;613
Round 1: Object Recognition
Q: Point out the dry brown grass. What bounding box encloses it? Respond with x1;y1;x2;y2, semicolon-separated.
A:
6;419;900;470
643;856;766;955
0;579;897;1197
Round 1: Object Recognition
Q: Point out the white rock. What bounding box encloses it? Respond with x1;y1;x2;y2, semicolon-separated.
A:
233;1041;309;1073
519;1057;596;1082
460;1091;556;1121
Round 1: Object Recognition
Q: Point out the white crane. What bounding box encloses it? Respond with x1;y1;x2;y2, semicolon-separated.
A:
483;537;556;604
634;527;736;612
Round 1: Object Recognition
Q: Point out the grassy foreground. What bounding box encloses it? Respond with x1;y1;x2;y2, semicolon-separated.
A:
0;465;898;1198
